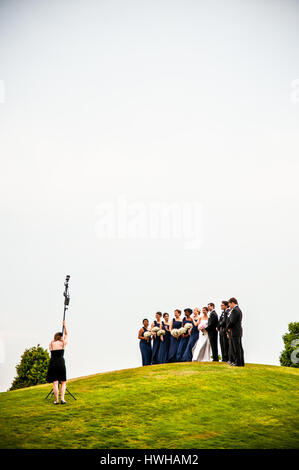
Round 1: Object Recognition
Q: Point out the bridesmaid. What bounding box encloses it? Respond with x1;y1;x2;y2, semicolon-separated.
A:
176;308;193;362
138;319;152;366
182;307;201;362
168;309;182;362
151;311;162;364
157;312;171;364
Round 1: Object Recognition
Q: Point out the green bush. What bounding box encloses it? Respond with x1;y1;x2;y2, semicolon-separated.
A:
279;322;299;368
9;344;50;391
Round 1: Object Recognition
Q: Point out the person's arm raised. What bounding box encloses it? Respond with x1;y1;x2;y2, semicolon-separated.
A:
62;320;68;346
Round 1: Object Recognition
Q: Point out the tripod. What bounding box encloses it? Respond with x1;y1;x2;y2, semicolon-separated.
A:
45;382;77;401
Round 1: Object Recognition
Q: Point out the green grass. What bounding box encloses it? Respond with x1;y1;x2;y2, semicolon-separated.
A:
0;362;298;449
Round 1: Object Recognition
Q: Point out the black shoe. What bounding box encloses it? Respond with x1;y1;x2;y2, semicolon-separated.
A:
54;402;59;405
61;400;66;405
230;362;236;366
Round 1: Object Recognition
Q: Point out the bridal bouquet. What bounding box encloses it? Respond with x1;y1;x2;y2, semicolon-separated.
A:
178;327;187;335
151;326;160;333
198;323;206;335
157;329;166;336
184;323;193;330
143;331;152;339
171;328;180;337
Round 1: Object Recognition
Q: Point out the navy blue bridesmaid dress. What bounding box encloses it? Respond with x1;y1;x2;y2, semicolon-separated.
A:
176;317;192;362
182;319;199;362
168;318;182;362
139;327;152;366
157;322;170;364
151;320;161;364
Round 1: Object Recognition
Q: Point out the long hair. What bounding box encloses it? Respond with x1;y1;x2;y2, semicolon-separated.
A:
54;332;63;341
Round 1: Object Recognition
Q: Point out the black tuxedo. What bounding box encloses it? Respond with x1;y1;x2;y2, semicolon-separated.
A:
226;310;236;363
226;305;244;366
218;308;229;362
226;305;243;337
205;310;219;361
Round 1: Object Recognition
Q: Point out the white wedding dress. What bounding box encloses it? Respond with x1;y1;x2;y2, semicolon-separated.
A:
192;318;211;362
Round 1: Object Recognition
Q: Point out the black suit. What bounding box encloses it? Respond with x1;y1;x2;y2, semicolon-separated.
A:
206;310;219;361
226;305;244;366
225;310;235;363
218;308;229;362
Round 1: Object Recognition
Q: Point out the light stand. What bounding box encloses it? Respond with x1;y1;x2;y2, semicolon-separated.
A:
45;275;77;402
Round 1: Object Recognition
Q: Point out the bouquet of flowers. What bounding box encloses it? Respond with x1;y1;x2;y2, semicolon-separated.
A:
184;322;193;330
198;323;206;335
157;329;166;336
178;327;187;336
151;326;160;333
171;329;180;337
143;331;152;339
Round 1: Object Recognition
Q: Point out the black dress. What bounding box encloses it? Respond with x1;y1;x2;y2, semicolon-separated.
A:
46;349;67;383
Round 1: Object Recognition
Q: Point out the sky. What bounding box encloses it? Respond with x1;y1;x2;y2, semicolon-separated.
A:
0;0;299;392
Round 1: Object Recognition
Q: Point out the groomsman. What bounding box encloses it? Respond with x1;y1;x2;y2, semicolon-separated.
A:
226;297;244;367
218;301;229;362
206;303;219;361
226;309;236;365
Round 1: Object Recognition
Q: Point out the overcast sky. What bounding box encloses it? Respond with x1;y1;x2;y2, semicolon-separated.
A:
0;0;299;392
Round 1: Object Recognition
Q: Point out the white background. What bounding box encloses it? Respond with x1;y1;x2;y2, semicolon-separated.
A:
0;0;299;391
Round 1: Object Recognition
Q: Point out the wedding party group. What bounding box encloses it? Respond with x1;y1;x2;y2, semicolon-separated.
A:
138;297;245;367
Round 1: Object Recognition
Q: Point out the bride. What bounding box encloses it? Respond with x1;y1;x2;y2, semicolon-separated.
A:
192;306;211;362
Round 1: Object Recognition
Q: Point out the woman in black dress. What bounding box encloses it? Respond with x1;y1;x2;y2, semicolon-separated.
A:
46;320;68;404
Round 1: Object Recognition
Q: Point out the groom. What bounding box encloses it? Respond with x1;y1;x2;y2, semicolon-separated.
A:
206;303;219;361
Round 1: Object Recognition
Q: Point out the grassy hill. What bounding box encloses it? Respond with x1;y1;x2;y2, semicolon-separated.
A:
0;362;298;449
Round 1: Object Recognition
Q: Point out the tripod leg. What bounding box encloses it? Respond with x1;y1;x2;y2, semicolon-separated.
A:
45;387;54;399
65;388;77;400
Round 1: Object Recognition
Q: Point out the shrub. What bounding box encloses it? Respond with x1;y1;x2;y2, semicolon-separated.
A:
9;344;50;390
279;322;299;368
